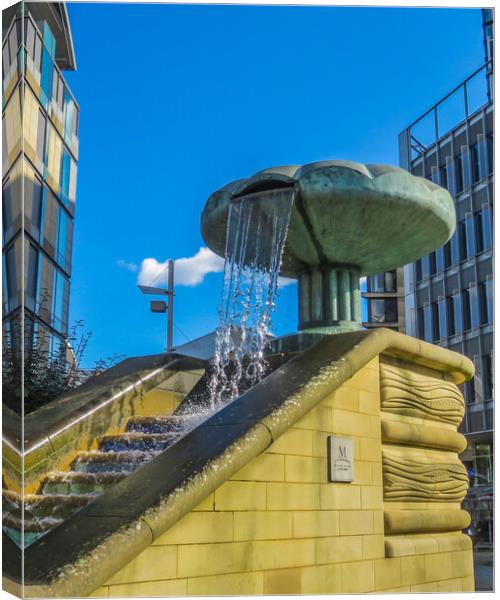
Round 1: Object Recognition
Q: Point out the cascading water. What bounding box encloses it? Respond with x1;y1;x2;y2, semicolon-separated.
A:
208;188;295;407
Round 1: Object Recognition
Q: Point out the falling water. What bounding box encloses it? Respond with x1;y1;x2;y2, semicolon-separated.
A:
209;188;295;407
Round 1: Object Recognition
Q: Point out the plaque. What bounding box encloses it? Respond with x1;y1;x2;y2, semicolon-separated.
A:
328;436;354;482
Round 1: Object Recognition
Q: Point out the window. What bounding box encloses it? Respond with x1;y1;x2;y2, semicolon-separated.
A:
438;297;447;340
457;221;467;261
431;302;439;341
478;279;494;325
436;247;444;273
416;259;422;282
471;143;480;183
462;289;471;331
52;271;69;333
429;252;437;276
417;307;425;339
483;354;493;400
453;292;463;334
423;304;432;342
465;214;475;258
40;47;54;107
450;231;460;264
487;134;493;175
443;241;452;269
25;243;39;310
455;153;464;192
447;296;455;336
421;255;430;279
439;164;448;189
369;299;397;324
465;379;476;405
384;271;396;292
468;285;480;330
479;206;492;251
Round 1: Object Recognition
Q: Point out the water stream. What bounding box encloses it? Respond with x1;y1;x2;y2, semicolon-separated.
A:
208;188;295;407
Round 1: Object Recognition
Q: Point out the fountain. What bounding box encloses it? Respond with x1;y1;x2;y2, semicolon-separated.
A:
202;161;455;334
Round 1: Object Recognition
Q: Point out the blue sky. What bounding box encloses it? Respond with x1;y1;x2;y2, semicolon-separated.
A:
63;3;486;367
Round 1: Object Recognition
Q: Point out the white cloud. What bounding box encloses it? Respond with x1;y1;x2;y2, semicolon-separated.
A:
117;259;138;272
278;276;296;288
138;247;224;287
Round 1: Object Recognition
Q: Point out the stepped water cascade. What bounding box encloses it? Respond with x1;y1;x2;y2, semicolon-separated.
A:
3;188;295;549
208;189;295;407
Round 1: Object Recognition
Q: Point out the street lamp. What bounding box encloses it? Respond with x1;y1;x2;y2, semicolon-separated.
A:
138;260;175;352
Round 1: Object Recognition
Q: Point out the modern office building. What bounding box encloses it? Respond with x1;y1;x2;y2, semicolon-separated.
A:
361;268;405;332
399;9;493;542
2;2;79;357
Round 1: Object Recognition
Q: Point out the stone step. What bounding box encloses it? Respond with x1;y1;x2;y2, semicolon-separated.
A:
99;432;180;453
3;490;96;520
126;414;204;434
41;471;126;495
71;450;154;473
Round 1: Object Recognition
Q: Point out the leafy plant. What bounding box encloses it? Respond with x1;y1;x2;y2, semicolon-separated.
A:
2;309;124;416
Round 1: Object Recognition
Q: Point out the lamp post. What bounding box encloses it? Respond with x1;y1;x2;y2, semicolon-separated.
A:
138;260;175;352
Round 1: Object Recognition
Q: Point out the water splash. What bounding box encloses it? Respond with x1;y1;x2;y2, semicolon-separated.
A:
209;188;295;407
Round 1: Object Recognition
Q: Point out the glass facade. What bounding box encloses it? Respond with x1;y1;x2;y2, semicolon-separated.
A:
2;8;79;358
399;9;493;544
361;268;405;332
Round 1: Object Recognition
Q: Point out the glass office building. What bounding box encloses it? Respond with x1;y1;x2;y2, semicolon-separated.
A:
399;9;493;544
361;268;405;332
2;2;79;361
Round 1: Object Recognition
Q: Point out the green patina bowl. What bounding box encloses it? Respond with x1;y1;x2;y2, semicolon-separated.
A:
201;160;456;277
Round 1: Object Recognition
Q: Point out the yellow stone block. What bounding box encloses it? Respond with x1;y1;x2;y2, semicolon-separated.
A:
107;545;177;584
251;538;315;571
231;452;285;482
192;493;214;511
450;549;474;578
400;554;426;586
315;535;363;564
361;486;383;509
362;534;385;559
293;510;339;538
339;510;374;535
263;568;302;594
438;578;463;592
359;389;380;415
373;510;384;534
332;409;380;439
425;552;452;582
214;481;266;511
177;541;252;578
295;405;332;431
323;386;359;412
108;578;187;597
375;557;401;591
354;460;373;485
89;586;108;597
311;431;330;457
410;581;439;592
372;462;383;485
360;437;382;462
268;428;313;456
320;483;361;510
234;511;293;541
284;455;326;483
267;482;320;510
187;571;263;595
343;366;379;392
462;575;475;591
301;563;343;594
340;559;375;593
153;511;233;545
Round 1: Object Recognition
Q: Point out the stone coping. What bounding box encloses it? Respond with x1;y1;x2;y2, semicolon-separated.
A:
3;329;473;596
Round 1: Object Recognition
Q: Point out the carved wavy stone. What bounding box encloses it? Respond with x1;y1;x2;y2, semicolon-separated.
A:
383;453;469;502
380;365;464;425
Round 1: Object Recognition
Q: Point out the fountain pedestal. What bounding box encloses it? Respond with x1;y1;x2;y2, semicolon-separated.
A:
298;266;361;333
202;160;456;335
